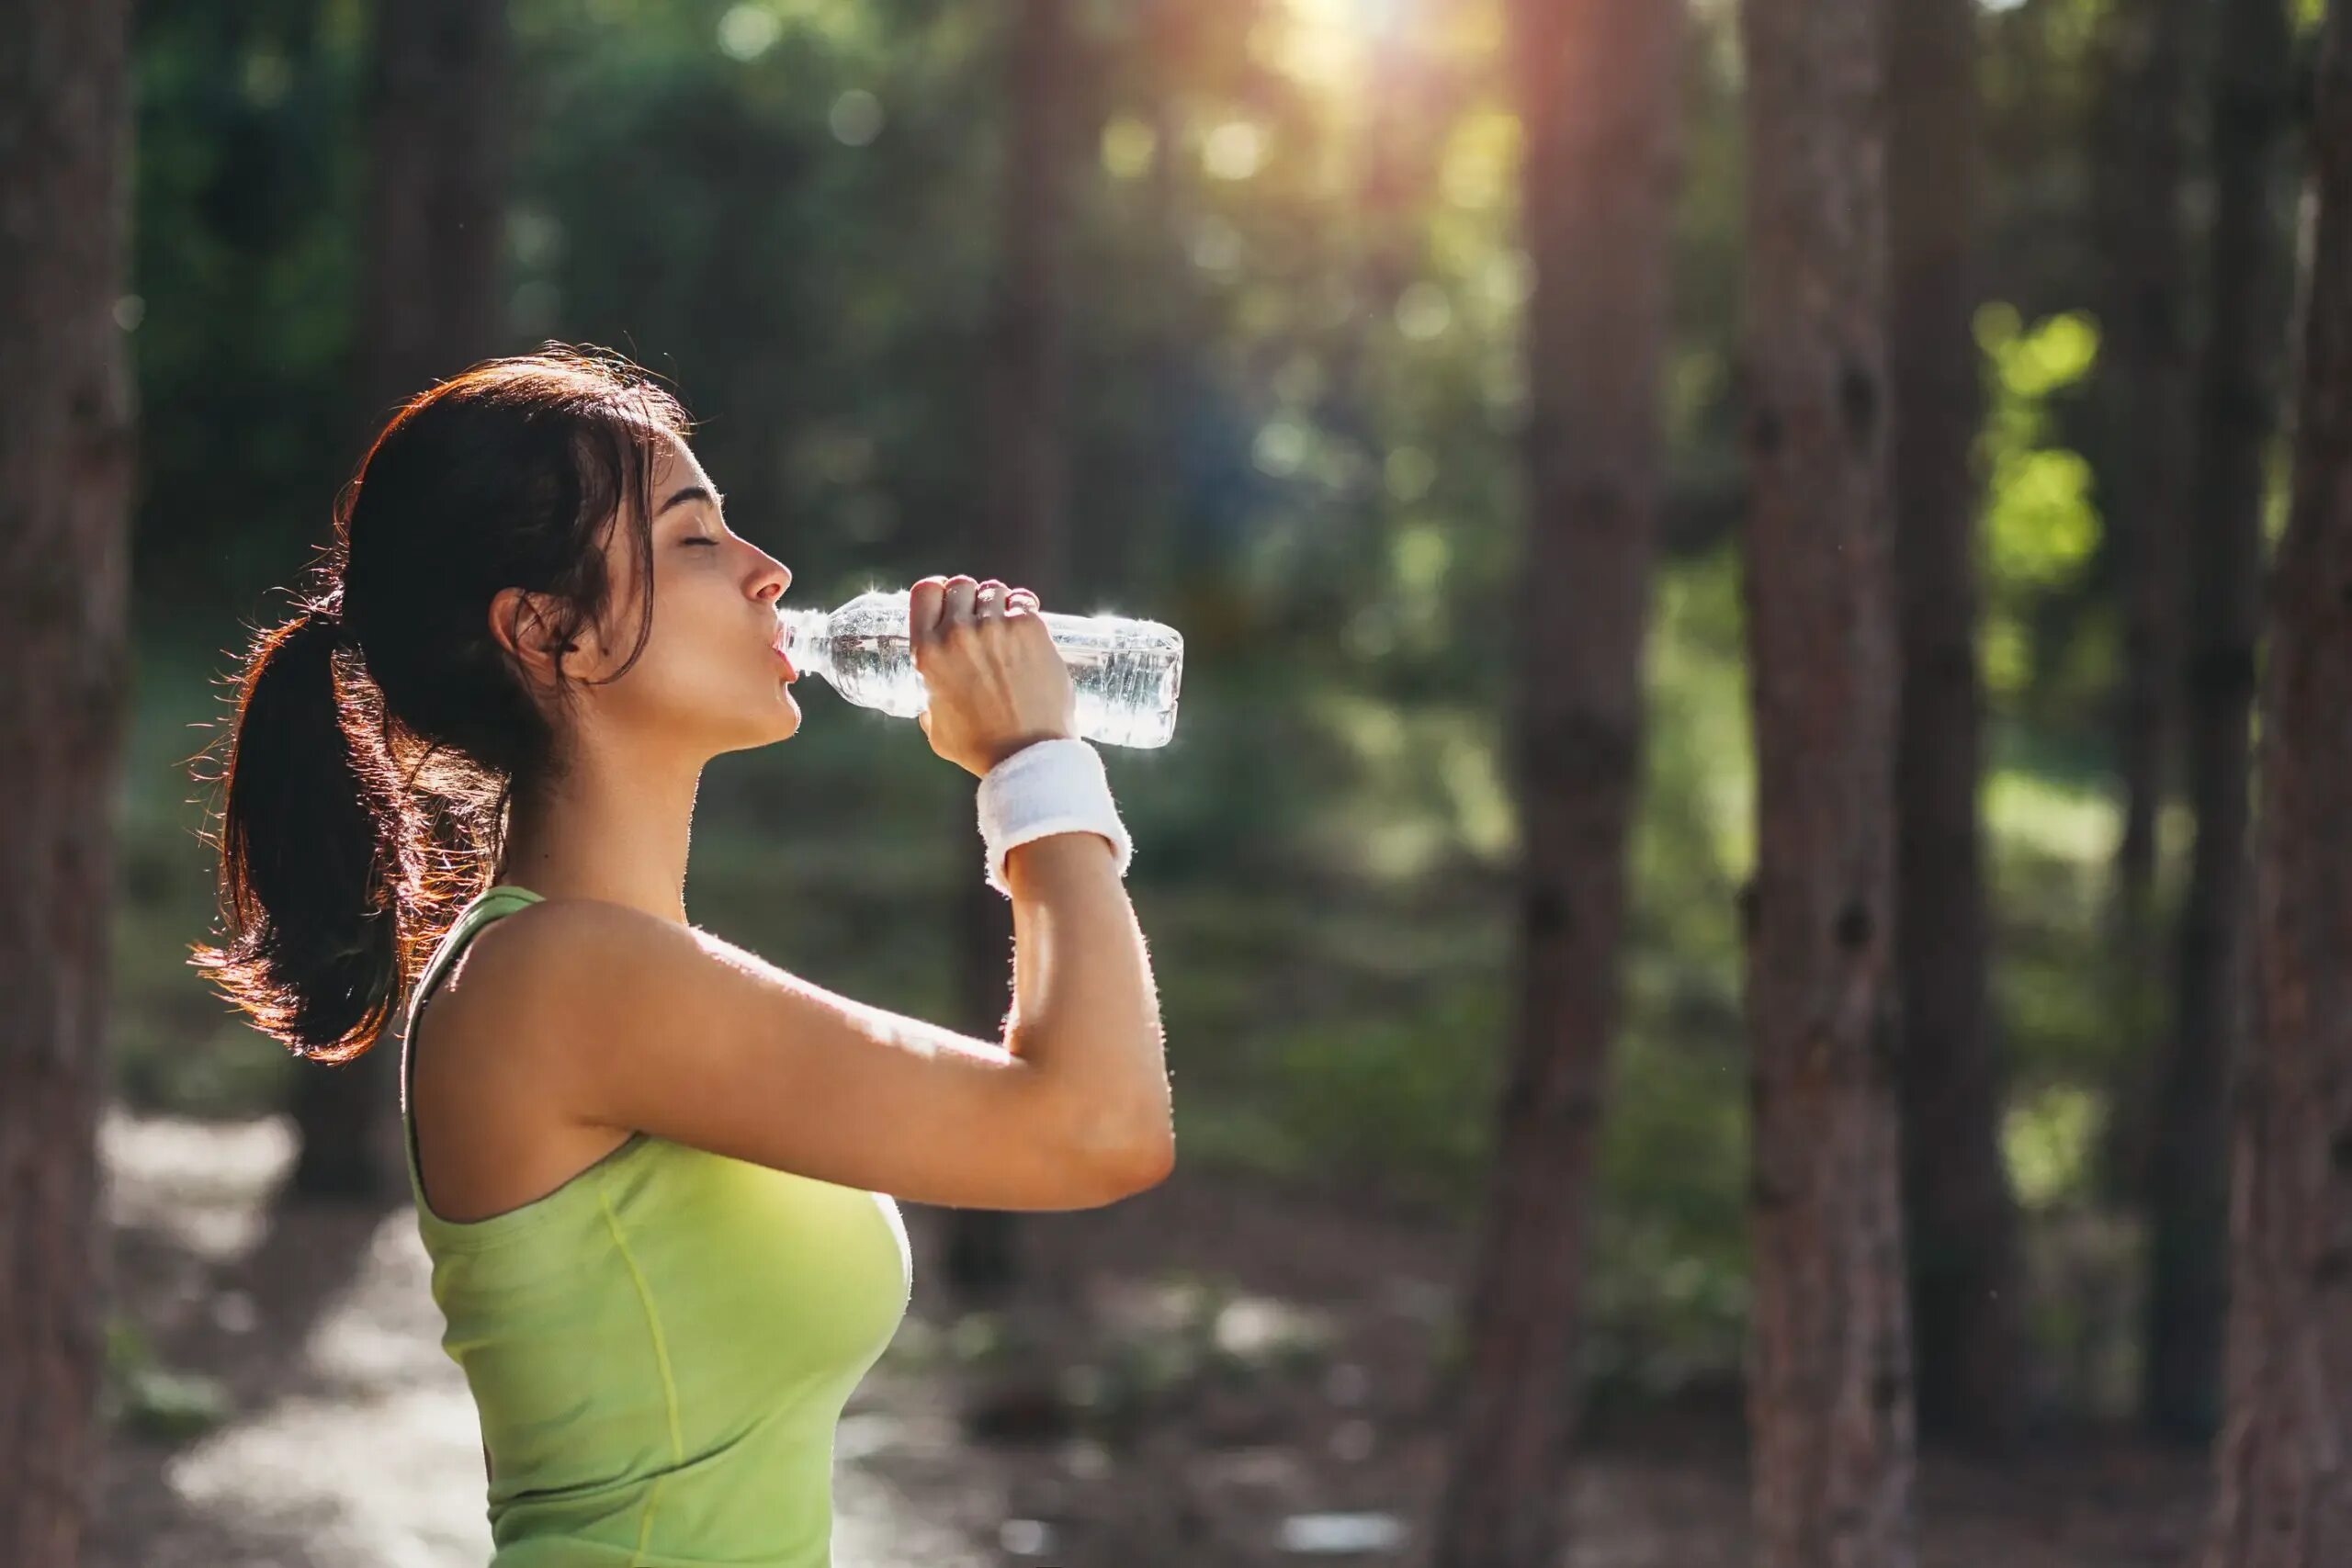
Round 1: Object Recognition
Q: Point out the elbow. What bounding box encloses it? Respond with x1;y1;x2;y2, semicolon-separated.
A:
1117;1130;1176;1191
1086;1135;1173;1204
1070;1101;1174;1201
1033;1041;1173;1202
1102;1084;1175;1195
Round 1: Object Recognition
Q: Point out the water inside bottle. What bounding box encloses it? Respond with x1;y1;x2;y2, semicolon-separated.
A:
777;589;1183;749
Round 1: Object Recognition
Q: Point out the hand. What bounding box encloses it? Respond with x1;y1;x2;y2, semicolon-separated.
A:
910;574;1077;777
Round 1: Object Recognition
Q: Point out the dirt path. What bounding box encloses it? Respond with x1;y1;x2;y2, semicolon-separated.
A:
90;1108;2211;1567
89;1110;988;1568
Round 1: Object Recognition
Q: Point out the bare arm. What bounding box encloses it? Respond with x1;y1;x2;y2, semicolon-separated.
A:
900;570;1172;1178
1001;832;1171;1168
454;886;1168;1212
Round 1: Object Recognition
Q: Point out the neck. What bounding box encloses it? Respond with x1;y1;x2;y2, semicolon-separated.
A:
494;741;701;928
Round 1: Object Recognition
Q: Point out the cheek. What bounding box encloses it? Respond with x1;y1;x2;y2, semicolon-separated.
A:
613;583;753;704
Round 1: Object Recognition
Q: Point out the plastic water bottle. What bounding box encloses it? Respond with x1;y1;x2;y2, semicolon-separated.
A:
775;588;1185;749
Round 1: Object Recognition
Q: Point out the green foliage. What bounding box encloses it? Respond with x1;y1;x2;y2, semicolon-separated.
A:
1262;980;1505;1212
2006;1084;2104;1210
101;1315;234;1442
1984;762;2127;1087
1975;303;2104;703
1594;545;1751;1392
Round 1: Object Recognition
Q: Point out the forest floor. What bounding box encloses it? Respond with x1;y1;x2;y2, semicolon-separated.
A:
90;1106;2209;1568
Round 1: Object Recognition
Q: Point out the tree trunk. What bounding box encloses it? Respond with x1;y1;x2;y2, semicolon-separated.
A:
0;0;134;1557
2148;0;2297;1447
1427;2;1686;1563
292;0;511;1203
946;0;1076;1316
1887;0;2027;1450
1737;0;1917;1562
356;0;513;414
2092;0;2201;1209
2203;7;2352;1557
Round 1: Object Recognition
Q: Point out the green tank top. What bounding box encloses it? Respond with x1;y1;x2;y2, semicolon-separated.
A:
397;884;913;1567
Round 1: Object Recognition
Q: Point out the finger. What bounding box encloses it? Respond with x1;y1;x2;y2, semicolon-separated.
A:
941;575;978;628
910;577;948;643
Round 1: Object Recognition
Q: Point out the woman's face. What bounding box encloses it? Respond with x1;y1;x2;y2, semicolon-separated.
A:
536;431;801;763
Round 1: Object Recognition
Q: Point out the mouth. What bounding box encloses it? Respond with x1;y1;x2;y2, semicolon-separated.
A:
771;639;797;679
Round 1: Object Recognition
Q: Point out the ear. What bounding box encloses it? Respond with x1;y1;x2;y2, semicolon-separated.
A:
489;586;580;686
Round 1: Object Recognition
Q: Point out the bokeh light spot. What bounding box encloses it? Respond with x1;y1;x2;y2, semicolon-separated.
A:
1254;420;1310;478
1395;282;1453;341
716;4;782;62
1101;117;1157;179
830;89;884;146
1204;121;1267;181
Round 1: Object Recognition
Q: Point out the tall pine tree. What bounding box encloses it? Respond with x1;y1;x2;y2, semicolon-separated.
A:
1738;0;1917;1558
0;0;134;1556
1430;0;1687;1561
2205;4;2352;1558
1887;0;2026;1449
2145;0;2296;1444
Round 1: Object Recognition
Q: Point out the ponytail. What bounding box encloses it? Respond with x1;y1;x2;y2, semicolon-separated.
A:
191;601;401;1063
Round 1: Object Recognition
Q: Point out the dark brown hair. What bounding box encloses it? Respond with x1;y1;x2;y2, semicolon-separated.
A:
189;344;688;1063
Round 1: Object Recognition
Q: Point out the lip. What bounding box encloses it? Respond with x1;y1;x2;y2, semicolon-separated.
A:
771;640;797;679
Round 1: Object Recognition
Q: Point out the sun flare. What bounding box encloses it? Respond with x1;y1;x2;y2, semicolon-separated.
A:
1273;0;1403;92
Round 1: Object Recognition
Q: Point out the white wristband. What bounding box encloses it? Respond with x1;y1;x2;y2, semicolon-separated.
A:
976;737;1133;897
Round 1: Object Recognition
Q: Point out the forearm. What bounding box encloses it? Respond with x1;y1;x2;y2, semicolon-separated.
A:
1001;833;1170;1165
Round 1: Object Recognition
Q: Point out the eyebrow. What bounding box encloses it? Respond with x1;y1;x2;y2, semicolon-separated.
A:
657;484;720;516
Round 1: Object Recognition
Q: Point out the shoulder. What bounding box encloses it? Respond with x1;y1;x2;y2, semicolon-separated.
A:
430;897;704;1040
418;897;726;1125
467;894;668;957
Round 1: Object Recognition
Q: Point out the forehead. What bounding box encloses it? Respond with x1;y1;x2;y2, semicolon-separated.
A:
646;432;713;502
599;431;707;580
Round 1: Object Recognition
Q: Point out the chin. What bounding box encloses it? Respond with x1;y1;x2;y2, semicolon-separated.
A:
744;690;804;750
690;688;799;757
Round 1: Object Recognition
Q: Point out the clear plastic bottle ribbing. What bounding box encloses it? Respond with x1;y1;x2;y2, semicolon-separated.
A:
775;588;1184;749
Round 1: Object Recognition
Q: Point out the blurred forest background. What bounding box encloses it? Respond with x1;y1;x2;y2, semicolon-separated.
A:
13;0;2352;1562
119;0;2271;1416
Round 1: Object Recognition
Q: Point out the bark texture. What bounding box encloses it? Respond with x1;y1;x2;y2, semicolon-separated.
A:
2147;0;2297;1446
1738;0;1918;1561
2201;5;2352;1562
0;0;134;1557
1887;0;2027;1450
1428;1;1687;1562
356;0;513;414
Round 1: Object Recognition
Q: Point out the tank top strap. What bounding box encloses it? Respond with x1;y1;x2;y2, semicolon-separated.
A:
403;883;548;1043
399;884;548;1215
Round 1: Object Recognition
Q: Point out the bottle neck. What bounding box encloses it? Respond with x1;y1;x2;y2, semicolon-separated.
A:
776;606;831;682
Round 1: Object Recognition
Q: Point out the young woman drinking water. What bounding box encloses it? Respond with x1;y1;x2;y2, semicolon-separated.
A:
191;345;1173;1565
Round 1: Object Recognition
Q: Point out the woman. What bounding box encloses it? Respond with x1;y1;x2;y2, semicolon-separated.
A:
191;346;1173;1565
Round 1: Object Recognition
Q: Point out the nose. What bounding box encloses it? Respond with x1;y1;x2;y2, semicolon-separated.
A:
752;554;790;604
